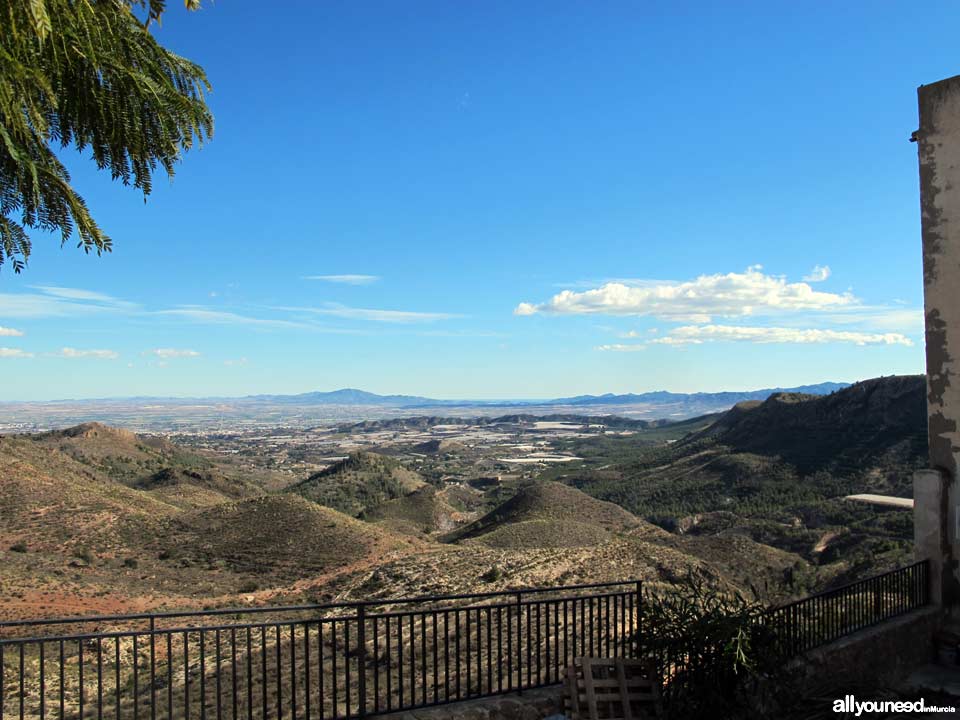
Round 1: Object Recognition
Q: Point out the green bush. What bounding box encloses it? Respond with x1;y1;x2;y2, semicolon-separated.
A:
640;574;791;719
480;565;503;583
9;542;27;553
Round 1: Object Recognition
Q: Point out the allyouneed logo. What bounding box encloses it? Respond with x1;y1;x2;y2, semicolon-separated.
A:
834;695;956;715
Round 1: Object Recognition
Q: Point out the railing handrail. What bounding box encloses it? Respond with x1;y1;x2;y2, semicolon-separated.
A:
769;558;928;613
0;579;640;631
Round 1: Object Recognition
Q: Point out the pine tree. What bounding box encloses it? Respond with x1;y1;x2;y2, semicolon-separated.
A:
0;0;213;271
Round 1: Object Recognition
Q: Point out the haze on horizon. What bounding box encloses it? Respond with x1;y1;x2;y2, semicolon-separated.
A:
2;2;953;402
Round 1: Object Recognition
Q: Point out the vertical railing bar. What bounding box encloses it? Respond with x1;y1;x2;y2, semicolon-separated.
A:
273;626;281;720
496;606;503;695
150;619;156;720
60;640;66;720
78;639;84;720
231;628;238;720
96;637;103;720
216;629;223;720
347;617;354;719
167;634;174;720
525;599;532;691
304;623;311;720
420;611;427;707
442;611;450;703
331;620;338;719
384;617;391;712
260;627;267;720
358;606;367;719
454;611;460;701
431;612;439;706
486;607;492;695
465;609;471;698
396;616;403;709
185;632;191;720
317;622;324;720
116;637;120;720
288;625;297;720
406;614;413;708
245;629;253;720
201;631;208;720
372;615;380;714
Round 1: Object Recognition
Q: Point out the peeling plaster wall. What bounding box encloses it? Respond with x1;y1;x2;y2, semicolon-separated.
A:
917;75;960;605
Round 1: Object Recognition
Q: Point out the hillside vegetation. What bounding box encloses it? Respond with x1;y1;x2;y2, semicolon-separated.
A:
289;451;425;516
545;376;925;589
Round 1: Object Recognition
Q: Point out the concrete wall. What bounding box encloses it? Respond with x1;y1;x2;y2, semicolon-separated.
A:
790;607;939;693
915;75;960;606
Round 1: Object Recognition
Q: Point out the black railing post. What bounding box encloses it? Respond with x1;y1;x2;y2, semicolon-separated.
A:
515;591;523;695
635;581;643;660
357;604;368;718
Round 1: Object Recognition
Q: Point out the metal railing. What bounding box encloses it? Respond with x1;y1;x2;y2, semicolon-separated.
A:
0;581;641;720
765;558;929;657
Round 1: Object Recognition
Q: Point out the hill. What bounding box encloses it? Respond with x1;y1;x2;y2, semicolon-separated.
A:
444;480;645;548
288;451;426;516
363;485;462;536
24;421;214;486
558;375;926;588
154;496;423;584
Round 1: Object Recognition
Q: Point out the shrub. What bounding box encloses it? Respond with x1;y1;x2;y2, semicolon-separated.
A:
640;574;790;719
9;542;27;553
480;565;503;583
74;548;94;564
238;581;259;594
123;558;139;569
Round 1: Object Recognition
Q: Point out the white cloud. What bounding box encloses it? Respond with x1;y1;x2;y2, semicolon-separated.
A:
153;308;309;330
56;348;120;360
303;274;380;285
280;304;459;324
596;343;648;352
0;286;138;319
0;326;24;337
145;348;201;359
223;357;248;367
0;348;33;358
803;265;831;282
515;267;855;321
645;324;914;347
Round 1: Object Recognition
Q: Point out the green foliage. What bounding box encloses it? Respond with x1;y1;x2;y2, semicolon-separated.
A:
9;541;27;553
0;0;212;271
480;565;502;583
642;575;789;719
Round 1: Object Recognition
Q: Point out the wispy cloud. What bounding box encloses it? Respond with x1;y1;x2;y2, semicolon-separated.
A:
596;343;647;352
279;303;460;324
516;266;854;321
0;286;139;319
0;326;24;337
0;348;33;358
302;274;380;285
152;308;309;330
145;348;201;359
803;265;831;282
55;348;120;360
641;324;914;347
223;357;249;367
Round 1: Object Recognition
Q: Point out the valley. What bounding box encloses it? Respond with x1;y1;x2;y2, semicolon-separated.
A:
0;376;924;623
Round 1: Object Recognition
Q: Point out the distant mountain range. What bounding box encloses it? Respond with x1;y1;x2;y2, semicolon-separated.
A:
243;382;850;408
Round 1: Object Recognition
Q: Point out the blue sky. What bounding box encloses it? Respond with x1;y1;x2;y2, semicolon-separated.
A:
1;1;955;401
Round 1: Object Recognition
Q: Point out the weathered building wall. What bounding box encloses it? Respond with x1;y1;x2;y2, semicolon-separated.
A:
915;75;960;607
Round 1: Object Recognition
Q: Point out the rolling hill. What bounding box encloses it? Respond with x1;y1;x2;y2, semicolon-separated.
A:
289;451;426;516
559;375;925;588
444;481;646;548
